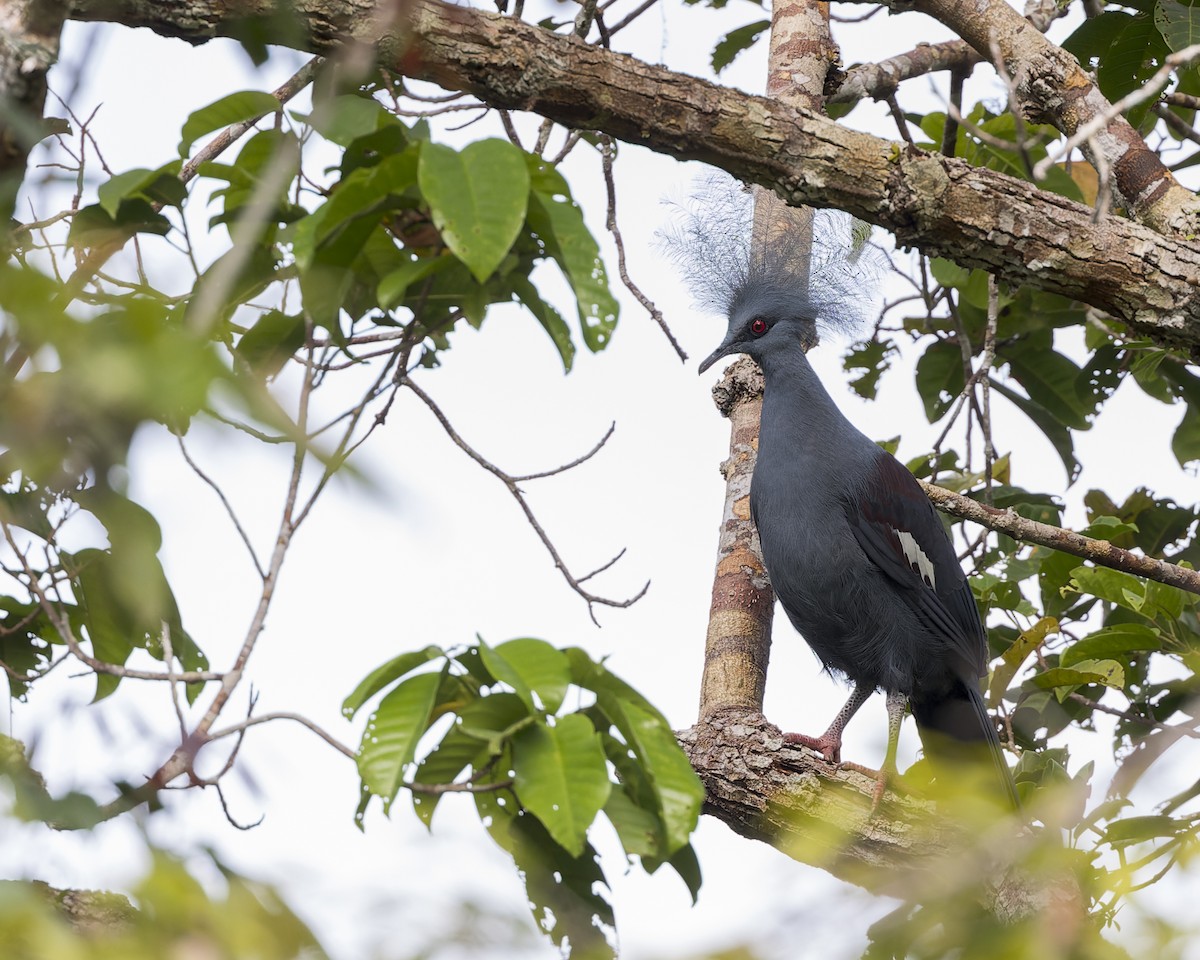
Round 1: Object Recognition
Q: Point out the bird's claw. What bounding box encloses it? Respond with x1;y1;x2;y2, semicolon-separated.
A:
836;761;894;813
784;731;842;764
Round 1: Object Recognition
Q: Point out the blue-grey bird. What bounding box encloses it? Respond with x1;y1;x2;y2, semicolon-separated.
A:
673;193;1017;808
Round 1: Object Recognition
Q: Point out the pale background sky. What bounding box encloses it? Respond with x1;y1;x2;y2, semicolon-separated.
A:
2;2;1197;958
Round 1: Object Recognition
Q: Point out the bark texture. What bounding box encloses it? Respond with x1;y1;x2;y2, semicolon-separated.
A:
53;0;1200;353
680;709;1078;922
700;360;774;715
0;0;64;219
900;0;1200;234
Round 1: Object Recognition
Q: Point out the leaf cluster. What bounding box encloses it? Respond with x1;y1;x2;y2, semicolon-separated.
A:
344;638;704;960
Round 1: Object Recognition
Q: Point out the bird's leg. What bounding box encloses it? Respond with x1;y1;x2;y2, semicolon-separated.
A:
784;684;871;763
869;690;908;810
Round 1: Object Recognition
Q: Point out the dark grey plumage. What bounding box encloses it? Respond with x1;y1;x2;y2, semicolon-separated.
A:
671;185;1017;808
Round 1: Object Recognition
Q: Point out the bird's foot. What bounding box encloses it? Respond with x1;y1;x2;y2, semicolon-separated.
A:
837;761;896;813
783;731;842;764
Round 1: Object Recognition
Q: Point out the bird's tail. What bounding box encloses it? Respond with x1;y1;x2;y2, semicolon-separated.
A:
910;680;1020;812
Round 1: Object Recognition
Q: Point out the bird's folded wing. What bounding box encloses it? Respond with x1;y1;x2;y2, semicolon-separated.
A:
843;454;987;680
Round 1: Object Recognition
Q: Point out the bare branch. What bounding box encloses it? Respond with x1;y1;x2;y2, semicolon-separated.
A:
209;711;357;760
405;379;648;623
512;422;615;481
919;482;1200;596
176;435;265;579
598;135;685;361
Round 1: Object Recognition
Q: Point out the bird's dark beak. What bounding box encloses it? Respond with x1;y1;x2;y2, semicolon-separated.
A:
697;339;740;375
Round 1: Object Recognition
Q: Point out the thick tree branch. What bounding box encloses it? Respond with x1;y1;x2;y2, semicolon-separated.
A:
882;0;1200;233
680;709;1077;922
54;0;1200;353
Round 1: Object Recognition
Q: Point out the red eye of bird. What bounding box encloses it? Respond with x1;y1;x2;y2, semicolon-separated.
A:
750;318;768;336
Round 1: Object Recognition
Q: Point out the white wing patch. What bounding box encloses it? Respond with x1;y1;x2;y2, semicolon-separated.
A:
894;529;936;589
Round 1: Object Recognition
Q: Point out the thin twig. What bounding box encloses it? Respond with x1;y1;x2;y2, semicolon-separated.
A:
405;380;648;623
209;710;357;760
213;782;265;831
598;135;686;361
513;422;616;481
979;277;999;502
885;96;916;147
177;435;266;579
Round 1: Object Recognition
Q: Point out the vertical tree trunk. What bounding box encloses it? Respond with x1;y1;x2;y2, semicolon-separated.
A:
697;0;836;720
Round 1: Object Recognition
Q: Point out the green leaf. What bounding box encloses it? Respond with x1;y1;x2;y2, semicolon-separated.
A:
377;256;453;309
1068;566;1146;613
179;90;283;157
989;377;1080;482
666;843;703;904
1061;625;1161;668
930;257;970;289
1104;814;1182;846
418;139;530;283
1063;10;1134;65
1099;14;1170;126
1172;404;1200;466
1154;0;1200;51
711;20;770;72
235;311;306;379
302;94;401;147
527;190;618;352
915;339;966;422
513;275;576;372
480;638;571;715
97;164;186;217
411;726;488;828
67;200;171;248
1078;515;1139;540
999;334;1090;430
456;691;533;751
342;645;443;720
1033;659;1125;698
512;714;611;857
585;679;701;856
843;339;896;401
357;669;444;804
989;616;1057;707
503;812;615;960
604;782;664;859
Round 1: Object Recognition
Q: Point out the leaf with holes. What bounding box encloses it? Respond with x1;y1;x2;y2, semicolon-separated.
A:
356;668;443;804
1155;0;1200;51
526;189;618;352
418;139;529;282
512;714;611;857
342;645;443;720
481;637;571;714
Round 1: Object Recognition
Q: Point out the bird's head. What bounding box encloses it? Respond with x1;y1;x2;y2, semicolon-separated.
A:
697;284;820;374
657;175;884;376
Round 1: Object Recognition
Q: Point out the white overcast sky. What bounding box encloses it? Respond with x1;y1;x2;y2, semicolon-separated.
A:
2;2;1198;958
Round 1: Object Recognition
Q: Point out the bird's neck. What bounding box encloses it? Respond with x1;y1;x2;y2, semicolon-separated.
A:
758;349;863;468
